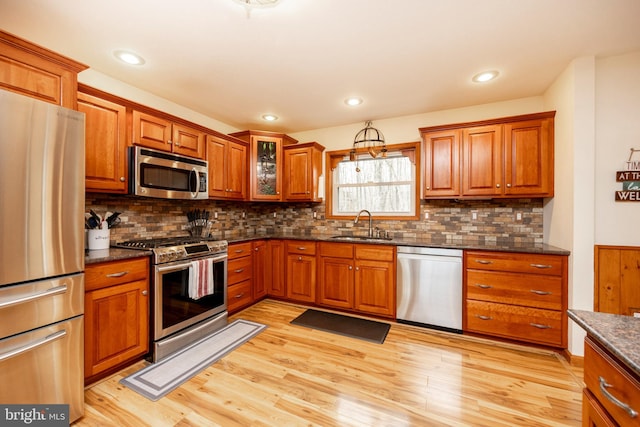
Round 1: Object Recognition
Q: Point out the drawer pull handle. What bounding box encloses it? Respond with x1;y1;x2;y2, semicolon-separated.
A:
106;271;128;278
529;323;552;329
530;289;552;296
530;263;552;269
234;268;244;273
599;376;638;418
476;284;492;289
475;260;493;265
476;315;492;321
234;293;244;299
234;249;244;253
297;247;307;251
0;284;67;309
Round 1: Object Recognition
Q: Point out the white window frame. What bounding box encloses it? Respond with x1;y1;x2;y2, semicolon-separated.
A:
325;142;420;220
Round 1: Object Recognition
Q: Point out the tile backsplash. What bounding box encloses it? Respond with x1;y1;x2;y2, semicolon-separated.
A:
87;194;543;245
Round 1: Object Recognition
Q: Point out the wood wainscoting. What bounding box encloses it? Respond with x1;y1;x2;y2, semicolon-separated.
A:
595;245;640;316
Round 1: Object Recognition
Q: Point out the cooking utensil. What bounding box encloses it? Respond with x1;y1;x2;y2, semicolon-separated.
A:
105;212;121;228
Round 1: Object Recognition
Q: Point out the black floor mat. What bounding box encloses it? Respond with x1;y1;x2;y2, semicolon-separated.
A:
290;309;390;344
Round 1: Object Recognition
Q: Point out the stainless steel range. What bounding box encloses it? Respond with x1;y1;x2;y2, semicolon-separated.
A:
115;237;228;362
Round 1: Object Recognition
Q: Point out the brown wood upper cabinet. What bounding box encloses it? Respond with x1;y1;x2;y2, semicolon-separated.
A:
421;111;555;199
0;30;87;109
133;110;205;159
283;142;325;202
78;87;128;193
230;130;299;201
207;134;248;200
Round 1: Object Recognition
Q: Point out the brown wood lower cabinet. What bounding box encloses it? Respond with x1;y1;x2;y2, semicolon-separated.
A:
267;240;286;297
582;336;640;426
318;242;396;318
464;250;568;348
84;257;150;384
227;242;253;314
285;240;317;303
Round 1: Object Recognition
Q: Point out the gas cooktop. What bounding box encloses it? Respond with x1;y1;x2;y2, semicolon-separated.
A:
114;237;228;264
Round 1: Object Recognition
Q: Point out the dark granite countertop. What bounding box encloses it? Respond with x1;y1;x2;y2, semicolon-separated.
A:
85;247;152;265
225;233;570;255
568;309;640;377
86;233;569;265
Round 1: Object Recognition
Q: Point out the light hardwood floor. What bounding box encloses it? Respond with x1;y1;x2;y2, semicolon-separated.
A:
74;300;584;426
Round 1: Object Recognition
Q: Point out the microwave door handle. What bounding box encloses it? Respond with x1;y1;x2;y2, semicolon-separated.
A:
190;168;199;199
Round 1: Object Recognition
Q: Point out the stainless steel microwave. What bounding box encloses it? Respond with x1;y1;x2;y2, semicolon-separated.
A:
129;146;208;199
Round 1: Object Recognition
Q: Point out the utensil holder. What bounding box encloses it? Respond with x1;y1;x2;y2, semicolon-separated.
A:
88;229;110;250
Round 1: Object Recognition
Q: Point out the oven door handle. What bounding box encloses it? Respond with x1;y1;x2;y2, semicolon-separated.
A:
156;254;227;273
157;262;193;273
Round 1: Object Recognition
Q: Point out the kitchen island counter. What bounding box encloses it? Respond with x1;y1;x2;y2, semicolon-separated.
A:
568;309;640;377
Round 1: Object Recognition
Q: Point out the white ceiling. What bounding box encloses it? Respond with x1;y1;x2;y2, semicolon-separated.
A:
1;0;640;133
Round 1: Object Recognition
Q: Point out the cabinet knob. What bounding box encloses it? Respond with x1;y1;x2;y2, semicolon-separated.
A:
355;267;360;271
298;256;302;261
142;290;148;296
506;183;512;188
167;140;173;145
426;186;430;190
496;184;501;188
255;247;259;251
349;265;353;270
120;177;126;182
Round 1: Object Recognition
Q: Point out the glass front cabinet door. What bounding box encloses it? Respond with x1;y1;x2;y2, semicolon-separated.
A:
251;135;283;200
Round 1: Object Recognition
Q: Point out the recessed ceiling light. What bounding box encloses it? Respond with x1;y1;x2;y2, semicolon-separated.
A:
345;97;363;106
472;70;499;83
114;50;145;66
262;114;278;121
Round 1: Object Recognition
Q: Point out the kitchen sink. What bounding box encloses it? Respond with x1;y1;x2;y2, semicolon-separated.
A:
329;235;393;242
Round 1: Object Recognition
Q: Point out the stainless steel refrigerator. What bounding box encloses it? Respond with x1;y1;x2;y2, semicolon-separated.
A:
0;89;85;422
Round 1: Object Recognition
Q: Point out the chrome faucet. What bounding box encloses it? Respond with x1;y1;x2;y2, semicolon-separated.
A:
354;209;373;237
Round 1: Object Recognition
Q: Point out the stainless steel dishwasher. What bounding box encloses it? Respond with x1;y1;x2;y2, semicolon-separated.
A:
396;246;463;333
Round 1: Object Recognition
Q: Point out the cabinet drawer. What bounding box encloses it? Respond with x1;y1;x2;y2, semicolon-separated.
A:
227;280;252;312
286;241;316;255
355;244;394;262
319;242;353;258
465;300;563;347
466;270;563;310
228;242;253;260
228;256;252;285
466;251;564;276
584;338;640;426
85;257;149;291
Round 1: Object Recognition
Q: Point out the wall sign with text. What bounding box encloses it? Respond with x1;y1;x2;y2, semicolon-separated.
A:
616;148;640;201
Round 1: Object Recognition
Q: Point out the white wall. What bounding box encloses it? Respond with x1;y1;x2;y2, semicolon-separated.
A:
289;97;545;151
79;69;241;135
594;51;640;245
544;57;597;357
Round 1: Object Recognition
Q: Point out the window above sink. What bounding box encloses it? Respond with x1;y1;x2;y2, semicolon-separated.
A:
325;141;420;220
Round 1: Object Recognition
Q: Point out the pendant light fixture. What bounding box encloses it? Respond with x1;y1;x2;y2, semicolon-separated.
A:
350;120;387;160
233;0;280;16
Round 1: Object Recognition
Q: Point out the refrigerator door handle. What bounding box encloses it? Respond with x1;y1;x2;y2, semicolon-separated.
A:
0;284;68;309
0;330;66;362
